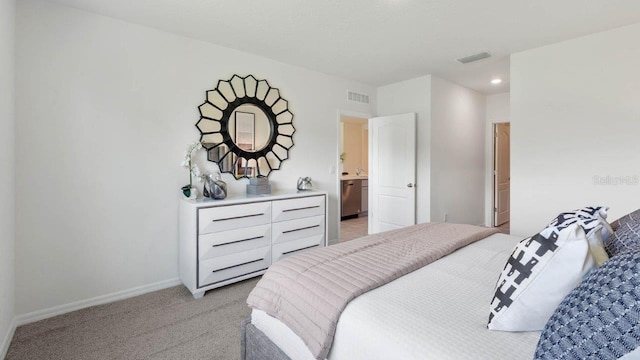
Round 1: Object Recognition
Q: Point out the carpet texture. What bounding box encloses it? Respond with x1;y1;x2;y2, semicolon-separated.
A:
6;278;259;360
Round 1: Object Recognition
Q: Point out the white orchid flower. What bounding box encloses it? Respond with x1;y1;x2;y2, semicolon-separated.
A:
191;164;201;178
181;140;204;194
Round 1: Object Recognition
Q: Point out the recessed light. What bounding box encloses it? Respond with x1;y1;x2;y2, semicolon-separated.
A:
491;78;502;85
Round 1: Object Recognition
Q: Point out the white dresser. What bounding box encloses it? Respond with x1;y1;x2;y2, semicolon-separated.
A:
179;190;328;298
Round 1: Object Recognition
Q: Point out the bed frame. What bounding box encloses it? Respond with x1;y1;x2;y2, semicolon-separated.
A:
241;318;291;360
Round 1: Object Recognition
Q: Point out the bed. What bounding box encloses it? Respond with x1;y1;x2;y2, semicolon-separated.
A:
241;225;540;360
242;212;640;360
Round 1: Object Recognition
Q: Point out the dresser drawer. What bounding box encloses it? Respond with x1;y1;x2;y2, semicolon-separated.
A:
199;202;271;234
272;235;324;263
198;246;270;288
272;215;325;245
272;195;325;222
199;224;271;261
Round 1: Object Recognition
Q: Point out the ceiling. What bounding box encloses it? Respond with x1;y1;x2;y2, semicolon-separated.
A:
47;0;640;94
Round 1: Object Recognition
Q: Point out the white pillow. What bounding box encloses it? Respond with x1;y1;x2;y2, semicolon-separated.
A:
548;206;613;241
547;206;612;266
488;223;596;332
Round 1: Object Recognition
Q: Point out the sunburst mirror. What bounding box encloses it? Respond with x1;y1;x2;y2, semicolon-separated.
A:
196;75;295;179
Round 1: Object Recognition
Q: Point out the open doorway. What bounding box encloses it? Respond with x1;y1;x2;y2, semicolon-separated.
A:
339;115;369;242
493;122;510;234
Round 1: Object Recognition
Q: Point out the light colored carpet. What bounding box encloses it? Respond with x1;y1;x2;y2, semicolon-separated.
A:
6;277;259;360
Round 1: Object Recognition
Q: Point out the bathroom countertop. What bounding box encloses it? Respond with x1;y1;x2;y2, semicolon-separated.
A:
341;175;368;181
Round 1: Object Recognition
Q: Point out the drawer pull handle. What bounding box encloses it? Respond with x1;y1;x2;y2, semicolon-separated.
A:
212;236;265;247
212;213;264;222
282;205;320;213
199;268;268;288
212;258;264;273
282;225;320;234
283;244;320;256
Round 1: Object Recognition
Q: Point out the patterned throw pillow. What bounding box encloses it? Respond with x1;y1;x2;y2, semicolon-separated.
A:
605;221;640;257
610;208;640;231
548;206;612;265
534;251;640;360
548;206;613;240
488;224;595;331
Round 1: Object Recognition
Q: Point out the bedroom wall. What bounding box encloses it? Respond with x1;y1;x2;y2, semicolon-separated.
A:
376;75;432;223
15;0;375;317
0;0;16;355
486;93;510;124
511;23;640;236
484;92;510;226
430;76;486;225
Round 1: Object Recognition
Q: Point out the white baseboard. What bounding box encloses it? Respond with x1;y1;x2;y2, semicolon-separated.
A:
15;277;181;327
0;317;17;360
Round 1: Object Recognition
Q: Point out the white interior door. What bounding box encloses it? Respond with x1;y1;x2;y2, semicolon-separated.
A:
494;123;510;226
369;113;416;234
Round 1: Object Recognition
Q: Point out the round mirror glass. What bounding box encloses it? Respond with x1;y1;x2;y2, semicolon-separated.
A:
228;104;273;152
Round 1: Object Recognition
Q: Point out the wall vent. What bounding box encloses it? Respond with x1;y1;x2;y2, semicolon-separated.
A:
347;91;370;104
456;51;491;64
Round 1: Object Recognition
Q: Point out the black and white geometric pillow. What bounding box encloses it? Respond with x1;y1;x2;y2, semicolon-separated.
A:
534;250;640;360
488;224;596;332
547;206;612;265
548;206;612;241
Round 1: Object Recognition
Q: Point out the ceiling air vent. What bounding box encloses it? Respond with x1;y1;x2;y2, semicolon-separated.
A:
348;91;370;104
456;51;491;64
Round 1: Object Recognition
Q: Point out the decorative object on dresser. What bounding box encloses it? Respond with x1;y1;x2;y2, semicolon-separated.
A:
195;74;296;179
179;191;327;299
180;141;203;198
203;171;228;200
297;177;312;191
247;177;271;195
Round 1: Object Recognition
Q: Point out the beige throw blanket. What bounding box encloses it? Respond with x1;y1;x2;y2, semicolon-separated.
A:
247;222;498;359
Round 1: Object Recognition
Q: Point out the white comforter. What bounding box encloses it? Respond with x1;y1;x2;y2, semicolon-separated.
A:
251;233;541;360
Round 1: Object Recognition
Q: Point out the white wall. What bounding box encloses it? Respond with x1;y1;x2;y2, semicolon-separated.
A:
486;93;510;124
0;0;16;355
377;76;432;223
484;92;510;226
511;23;640;236
15;0;375;316
430;76;486;225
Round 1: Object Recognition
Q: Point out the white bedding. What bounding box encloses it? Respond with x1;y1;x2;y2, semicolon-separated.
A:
251;233;541;360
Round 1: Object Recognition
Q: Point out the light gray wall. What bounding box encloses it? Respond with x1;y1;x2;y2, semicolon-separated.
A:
376;75;487;226
15;0;375;316
430;76;486;225
0;0;16;355
511;23;640;236
486;93;510;124
377;75;432;223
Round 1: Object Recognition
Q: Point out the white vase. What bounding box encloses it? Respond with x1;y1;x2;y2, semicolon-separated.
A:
188;186;198;199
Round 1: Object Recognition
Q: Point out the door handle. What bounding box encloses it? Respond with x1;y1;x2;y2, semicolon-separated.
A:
407;183;413;188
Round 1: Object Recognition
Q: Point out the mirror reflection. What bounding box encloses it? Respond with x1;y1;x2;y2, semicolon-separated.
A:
229;104;273;152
